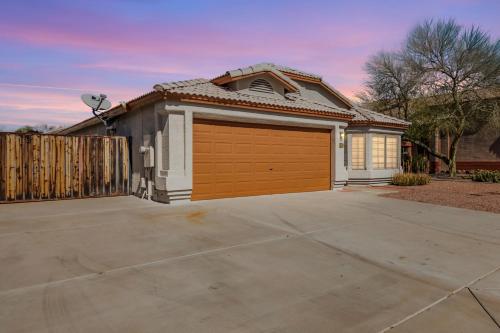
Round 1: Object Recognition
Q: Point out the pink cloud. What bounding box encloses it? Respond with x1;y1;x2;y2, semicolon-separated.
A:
0;84;143;128
77;62;199;76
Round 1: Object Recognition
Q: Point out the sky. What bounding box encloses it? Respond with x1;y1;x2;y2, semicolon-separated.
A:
0;0;499;130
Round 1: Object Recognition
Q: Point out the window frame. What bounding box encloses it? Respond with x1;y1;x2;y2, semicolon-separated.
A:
371;135;386;169
371;134;399;170
350;134;366;170
385;136;398;169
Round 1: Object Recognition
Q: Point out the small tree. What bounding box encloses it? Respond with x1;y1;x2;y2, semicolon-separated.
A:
15;124;61;134
15;126;42;134
358;51;421;120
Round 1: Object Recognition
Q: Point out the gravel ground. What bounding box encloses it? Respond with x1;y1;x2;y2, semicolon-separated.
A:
379;180;500;214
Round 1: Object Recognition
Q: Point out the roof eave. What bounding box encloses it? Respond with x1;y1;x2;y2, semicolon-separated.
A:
348;120;410;130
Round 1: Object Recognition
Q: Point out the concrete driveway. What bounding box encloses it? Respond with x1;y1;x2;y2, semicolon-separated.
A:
0;189;499;332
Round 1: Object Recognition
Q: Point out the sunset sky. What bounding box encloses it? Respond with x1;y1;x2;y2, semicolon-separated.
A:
1;0;499;130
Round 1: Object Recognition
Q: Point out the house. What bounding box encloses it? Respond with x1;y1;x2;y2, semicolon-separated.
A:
429;122;500;173
59;63;409;203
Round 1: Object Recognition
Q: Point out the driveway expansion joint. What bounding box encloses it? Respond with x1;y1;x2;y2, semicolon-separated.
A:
377;263;500;332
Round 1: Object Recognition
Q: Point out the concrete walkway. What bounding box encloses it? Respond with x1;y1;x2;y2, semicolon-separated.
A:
0;189;499;332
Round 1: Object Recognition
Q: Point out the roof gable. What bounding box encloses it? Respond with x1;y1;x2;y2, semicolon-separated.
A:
211;63;300;93
213;63;353;109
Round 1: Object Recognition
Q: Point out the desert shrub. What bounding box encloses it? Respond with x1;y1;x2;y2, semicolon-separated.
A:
391;173;431;186
471;170;500;183
411;155;429;173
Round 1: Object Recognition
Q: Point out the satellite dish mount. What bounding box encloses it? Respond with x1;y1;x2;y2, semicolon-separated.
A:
81;93;114;134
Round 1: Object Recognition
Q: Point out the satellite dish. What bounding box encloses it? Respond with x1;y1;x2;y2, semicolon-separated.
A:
81;93;111;111
81;93;114;132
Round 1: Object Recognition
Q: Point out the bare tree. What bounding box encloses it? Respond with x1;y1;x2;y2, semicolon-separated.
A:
405;19;500;176
359;51;421;120
361;19;500;176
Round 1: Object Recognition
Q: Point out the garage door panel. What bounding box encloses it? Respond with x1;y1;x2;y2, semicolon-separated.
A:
192;119;331;200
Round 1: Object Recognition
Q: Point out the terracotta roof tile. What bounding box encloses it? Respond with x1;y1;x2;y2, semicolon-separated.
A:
154;79;352;117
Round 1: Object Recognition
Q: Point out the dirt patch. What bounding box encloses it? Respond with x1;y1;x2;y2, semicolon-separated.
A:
378;180;500;214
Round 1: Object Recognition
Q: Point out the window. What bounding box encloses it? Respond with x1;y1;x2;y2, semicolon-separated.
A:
371;135;399;169
351;135;365;170
249;79;274;94
386;136;398;168
372;136;385;169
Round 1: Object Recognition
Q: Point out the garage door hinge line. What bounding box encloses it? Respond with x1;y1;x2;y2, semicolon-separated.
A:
377;264;500;332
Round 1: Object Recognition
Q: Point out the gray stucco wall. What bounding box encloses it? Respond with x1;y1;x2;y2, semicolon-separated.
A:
293;80;348;109
70;104;156;193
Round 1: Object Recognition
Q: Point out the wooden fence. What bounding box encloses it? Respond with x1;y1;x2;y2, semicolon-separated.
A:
0;133;130;202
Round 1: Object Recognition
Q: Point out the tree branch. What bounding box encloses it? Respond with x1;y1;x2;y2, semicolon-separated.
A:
403;135;450;164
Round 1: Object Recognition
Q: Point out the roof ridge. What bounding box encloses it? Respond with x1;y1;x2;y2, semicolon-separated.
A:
154;78;209;91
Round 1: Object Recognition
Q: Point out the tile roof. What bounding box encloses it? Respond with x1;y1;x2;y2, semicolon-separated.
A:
60;63;410;134
349;106;410;127
154;78;351;118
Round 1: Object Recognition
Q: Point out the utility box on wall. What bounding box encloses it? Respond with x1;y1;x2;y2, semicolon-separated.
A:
140;146;155;168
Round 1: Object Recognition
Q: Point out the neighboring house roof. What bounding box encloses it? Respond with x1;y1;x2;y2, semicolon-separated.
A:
58;63;409;135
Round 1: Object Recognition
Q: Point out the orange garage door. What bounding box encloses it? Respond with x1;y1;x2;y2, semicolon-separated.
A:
192;119;331;200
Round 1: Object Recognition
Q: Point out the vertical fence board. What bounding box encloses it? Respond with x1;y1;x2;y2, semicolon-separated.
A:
65;137;72;197
96;138;103;195
48;136;56;199
72;137;79;198
110;138;116;194
26;136;33;200
117;138;123;194
0;135;5;201
0;134;129;203
32;135;41;200
123;138;129;194
7;135;15;200
103;137;110;194
15;135;23;200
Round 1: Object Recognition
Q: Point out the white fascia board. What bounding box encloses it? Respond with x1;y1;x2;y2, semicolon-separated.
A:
346;126;405;135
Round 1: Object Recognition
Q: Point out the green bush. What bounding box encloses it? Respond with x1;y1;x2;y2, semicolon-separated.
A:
471;170;500;183
391;173;432;186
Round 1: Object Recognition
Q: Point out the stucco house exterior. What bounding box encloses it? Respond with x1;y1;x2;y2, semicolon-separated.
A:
60;63;409;203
